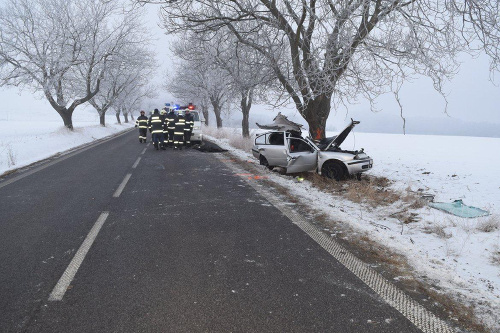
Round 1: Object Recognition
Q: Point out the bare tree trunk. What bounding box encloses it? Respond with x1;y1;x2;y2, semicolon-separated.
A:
303;94;331;140
214;106;223;128
210;97;223;128
200;102;209;126
56;109;74;130
130;112;135;121
100;113;106;127
202;108;209;126
115;112;121;124
123;111;129;123
240;89;253;137
242;109;250;137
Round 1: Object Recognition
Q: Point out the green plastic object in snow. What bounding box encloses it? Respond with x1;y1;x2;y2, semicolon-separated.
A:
428;199;489;218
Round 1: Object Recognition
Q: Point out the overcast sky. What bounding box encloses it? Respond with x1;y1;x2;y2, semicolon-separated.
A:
1;2;499;137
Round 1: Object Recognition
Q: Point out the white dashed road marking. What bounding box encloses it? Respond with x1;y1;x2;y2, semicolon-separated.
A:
113;174;132;198
48;211;110;301
132;157;141;169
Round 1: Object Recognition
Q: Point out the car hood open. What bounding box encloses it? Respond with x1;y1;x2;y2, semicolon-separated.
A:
319;119;360;151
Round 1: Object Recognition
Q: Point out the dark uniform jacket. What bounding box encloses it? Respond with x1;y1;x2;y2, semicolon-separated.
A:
175;114;186;133
166;111;176;131
148;113;164;134
135;115;148;128
184;112;194;132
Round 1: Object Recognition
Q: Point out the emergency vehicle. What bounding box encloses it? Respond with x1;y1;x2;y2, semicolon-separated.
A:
168;102;203;143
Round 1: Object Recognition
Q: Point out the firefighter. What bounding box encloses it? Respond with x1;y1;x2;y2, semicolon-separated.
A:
166;108;176;147
173;111;186;150
148;109;165;150
135;110;148;143
184;109;194;147
160;108;168;147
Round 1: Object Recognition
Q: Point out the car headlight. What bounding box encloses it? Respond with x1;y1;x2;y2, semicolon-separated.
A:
354;148;364;159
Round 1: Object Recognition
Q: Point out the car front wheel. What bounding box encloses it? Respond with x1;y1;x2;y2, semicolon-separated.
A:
322;161;346;181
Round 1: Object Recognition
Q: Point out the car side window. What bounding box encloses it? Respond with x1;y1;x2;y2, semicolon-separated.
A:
268;132;284;146
255;132;287;146
255;134;266;145
289;138;314;153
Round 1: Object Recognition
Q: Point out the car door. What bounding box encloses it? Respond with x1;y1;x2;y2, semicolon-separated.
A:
286;137;318;173
257;132;288;167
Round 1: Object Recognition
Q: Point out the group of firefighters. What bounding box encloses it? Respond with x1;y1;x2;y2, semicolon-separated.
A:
135;107;195;150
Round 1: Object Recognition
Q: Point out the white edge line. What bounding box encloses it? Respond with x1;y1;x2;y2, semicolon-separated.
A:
113;173;132;198
48;211;110;301
217;155;454;333
132;157;141;169
0;129;133;190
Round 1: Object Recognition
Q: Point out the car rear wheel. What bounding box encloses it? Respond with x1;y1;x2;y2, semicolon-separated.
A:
322;161;346;181
260;155;274;170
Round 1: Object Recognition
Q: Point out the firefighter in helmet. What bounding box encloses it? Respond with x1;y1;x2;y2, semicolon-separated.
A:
135;110;148;143
174;111;186;150
160;108;168;147
165;107;176;147
184;108;194;147
148;109;166;150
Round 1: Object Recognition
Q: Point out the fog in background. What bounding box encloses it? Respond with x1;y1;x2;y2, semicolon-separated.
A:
1;3;499;138
225;51;500;138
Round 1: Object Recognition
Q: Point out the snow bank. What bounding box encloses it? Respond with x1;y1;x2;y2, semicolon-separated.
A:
0;115;133;175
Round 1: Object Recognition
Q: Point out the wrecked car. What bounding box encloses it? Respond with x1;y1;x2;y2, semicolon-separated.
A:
252;114;373;180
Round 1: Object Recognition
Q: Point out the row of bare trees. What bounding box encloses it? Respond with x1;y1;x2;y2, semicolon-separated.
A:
0;0;157;129
148;0;500;139
165;30;274;137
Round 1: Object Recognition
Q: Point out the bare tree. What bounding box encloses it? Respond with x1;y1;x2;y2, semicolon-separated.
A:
89;45;156;126
118;83;159;123
209;32;275;137
0;0;145;129
168;37;233;128
146;0;500;139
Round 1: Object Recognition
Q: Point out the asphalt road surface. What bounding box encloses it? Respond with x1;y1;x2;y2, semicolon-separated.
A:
0;130;436;332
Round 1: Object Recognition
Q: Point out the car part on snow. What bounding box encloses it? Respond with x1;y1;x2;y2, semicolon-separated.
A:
428;199;490;218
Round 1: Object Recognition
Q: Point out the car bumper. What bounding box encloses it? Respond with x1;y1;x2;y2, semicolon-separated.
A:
346;158;373;174
191;132;202;142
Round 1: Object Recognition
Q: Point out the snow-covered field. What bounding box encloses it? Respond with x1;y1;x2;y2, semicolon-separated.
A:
206;127;500;332
0;110;134;175
1;109;499;331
